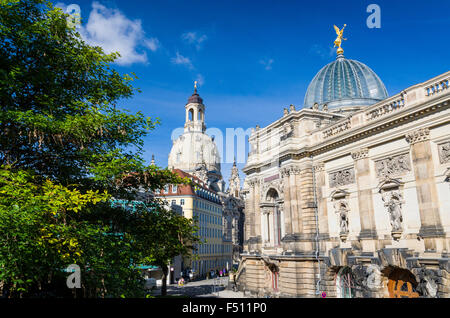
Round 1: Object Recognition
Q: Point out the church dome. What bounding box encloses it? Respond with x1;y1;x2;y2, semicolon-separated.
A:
304;54;388;110
168;132;221;174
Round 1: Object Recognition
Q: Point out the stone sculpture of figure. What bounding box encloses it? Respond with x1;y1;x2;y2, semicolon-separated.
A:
339;203;349;234
416;267;438;298
386;195;403;231
365;265;382;291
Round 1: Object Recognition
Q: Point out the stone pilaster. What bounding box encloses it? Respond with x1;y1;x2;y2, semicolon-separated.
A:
314;162;329;239
243;187;253;252
280;168;292;235
290;166;302;234
253;179;262;250
406;128;445;244
351;148;378;239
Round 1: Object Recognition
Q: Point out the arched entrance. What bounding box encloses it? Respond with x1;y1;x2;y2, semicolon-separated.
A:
387;268;419;298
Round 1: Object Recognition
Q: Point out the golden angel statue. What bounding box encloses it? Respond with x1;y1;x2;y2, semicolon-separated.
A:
333;24;347;53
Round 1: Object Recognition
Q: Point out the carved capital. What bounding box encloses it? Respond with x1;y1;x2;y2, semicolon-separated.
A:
280;167;290;178
288;166;301;175
248;179;260;188
351;148;369;160
313;162;325;172
405;128;430;145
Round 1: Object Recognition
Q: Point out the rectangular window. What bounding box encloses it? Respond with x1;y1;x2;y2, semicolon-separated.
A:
180;199;185;205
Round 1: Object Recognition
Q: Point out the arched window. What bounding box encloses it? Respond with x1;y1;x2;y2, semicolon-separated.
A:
189;108;194;121
335;266;356;298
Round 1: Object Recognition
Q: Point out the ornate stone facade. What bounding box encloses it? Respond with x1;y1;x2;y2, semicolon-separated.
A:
238;63;450;298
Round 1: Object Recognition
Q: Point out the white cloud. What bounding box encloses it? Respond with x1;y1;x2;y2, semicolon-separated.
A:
73;2;159;66
171;52;194;69
196;74;205;86
144;37;160;52
309;44;335;59
259;58;274;71
181;31;208;50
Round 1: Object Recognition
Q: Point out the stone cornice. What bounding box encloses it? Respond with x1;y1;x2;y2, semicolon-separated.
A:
405;127;430;145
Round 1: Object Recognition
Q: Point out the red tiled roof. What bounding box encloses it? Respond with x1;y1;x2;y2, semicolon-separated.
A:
157;169;217;197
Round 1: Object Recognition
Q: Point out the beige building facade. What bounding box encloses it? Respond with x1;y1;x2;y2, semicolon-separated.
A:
238;50;450;297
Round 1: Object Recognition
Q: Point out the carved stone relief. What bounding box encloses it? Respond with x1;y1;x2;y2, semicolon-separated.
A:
375;153;411;178
438;141;450;163
329;168;355;188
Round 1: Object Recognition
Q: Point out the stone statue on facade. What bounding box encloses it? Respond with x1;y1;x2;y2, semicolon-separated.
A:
381;191;404;239
338;203;349;234
386;196;402;232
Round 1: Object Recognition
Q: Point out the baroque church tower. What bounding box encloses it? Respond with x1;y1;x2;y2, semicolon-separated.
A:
168;82;224;191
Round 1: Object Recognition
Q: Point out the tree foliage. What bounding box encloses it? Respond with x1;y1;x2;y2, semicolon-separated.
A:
0;0;199;298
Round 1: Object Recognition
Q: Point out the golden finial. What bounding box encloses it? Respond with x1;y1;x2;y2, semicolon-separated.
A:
333;24;347;55
194;80;198;93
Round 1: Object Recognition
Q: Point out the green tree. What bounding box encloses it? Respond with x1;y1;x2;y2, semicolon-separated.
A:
131;200;200;297
0;0;199;298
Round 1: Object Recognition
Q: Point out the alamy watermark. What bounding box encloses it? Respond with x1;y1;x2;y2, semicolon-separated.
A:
366;4;381;29
58;3;82;29
66;264;81;289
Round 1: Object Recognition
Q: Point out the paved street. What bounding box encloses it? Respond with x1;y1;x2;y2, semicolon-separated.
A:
151;277;247;298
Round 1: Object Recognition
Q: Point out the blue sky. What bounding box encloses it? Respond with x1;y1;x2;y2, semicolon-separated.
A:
54;0;450;186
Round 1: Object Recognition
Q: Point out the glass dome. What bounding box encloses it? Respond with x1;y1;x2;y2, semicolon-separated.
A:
304;54;388;109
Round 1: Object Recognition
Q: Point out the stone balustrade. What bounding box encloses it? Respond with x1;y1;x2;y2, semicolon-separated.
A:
425;75;449;97
366;93;405;121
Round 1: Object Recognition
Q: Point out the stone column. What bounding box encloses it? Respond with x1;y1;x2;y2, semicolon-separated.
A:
406;128;444;244
314;162;329;239
352;148;378;239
